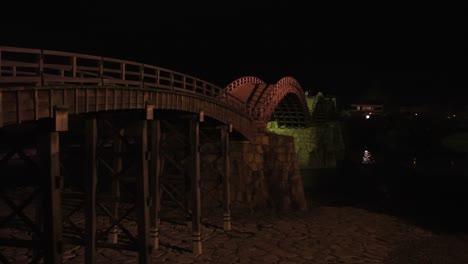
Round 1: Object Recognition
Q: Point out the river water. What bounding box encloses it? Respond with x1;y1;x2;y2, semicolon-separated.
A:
302;114;468;234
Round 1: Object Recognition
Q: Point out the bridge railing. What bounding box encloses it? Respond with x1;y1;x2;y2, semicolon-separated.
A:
224;76;265;94
0;46;250;118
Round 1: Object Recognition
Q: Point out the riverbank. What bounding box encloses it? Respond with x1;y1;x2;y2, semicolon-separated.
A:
2;183;468;263
3;201;468;264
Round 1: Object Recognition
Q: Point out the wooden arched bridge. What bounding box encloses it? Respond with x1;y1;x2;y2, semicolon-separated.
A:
0;46;312;263
0;47;312;137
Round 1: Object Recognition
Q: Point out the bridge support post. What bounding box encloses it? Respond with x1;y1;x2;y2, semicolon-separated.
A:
36;107;67;264
41;107;67;264
108;128;123;244
149;119;161;250
222;124;232;231
190;116;202;255
136;106;152;264
85;117;97;264
40;133;63;264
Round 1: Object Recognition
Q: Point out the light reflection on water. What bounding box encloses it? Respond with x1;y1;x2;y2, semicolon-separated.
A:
362;149;375;164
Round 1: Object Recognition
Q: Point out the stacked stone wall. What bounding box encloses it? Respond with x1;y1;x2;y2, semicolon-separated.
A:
230;132;308;213
267;121;345;169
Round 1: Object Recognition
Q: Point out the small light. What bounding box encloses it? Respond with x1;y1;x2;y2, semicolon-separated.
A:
365;114;370;119
414;113;418;116
453;114;456;117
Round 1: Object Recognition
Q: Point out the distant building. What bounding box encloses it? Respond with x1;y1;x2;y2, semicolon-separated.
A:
349;103;384;118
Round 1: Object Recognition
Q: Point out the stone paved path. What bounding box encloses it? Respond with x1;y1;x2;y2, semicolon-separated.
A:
2;205;468;263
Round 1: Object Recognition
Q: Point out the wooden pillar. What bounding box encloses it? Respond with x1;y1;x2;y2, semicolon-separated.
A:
43;107;68;264
190;117;202;255
0;91;3;128
108;129;123;244
85;118;97;264
149;119;161;250
41;107;67;264
136;105;153;263
42;131;63;264
221;125;232;231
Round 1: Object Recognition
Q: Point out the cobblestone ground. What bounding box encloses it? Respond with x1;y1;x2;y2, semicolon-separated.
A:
2;203;468;264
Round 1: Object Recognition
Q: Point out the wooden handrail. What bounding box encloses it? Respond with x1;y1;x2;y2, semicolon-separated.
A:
0;46;249;117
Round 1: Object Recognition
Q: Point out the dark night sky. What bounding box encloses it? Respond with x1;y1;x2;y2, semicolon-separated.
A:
1;3;466;107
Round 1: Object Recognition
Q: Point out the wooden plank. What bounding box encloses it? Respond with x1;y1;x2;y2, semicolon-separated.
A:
149;119;161;249
222;127;231;231
0;60;38;69
136;120;150;263
42;76;100;84
190;118;202;255
85;118;97;264
104;79;142;87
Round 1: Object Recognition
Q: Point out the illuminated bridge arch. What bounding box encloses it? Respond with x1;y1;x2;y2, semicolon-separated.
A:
225;76;311;127
225;76;266;94
264;77;310;126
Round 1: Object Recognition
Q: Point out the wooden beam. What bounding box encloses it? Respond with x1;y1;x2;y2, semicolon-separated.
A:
39;50;44;86
136;120;150;264
190;118;202;255
113;89;117;110
16;90;21;124
221;126;231;231
109;128;123;244
0;91;2;127
54;106;68;132
85;89;89;113
49;89;53;118
95;88;99;112
149;119;161;250
85;118;97;264
145;104;154;120
71;57;77;78
74;88;79;115
104;88;108;111
128;90;131;109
